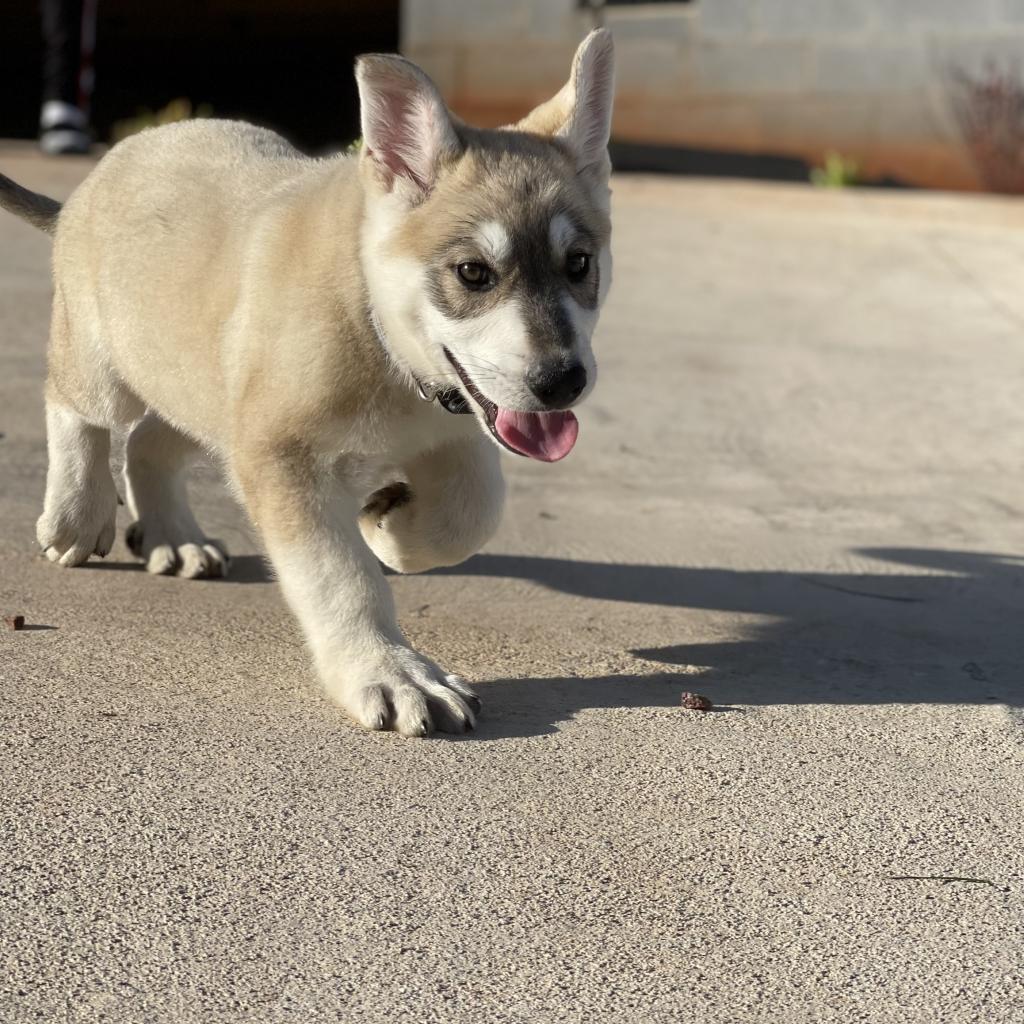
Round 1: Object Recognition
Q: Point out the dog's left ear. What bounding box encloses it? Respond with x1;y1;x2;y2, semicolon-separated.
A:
355;54;462;198
515;29;615;174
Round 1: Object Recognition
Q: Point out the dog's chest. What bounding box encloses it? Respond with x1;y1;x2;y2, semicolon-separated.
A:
323;390;477;464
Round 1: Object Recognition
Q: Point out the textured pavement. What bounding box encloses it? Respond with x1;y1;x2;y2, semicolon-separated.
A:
1;141;1023;1023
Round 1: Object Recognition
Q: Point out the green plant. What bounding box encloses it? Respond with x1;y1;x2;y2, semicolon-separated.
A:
810;151;861;188
111;98;213;145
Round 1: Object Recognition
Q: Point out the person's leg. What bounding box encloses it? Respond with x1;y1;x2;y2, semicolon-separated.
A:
39;0;95;155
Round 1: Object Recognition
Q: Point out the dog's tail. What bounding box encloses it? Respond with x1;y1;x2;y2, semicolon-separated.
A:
0;172;61;235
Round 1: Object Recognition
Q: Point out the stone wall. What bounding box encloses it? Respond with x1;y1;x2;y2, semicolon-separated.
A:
401;0;1024;190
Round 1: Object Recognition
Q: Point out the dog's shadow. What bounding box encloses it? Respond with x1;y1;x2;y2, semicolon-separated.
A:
82;553;273;584
433;547;1024;739
79;544;1024;739
459;672;740;741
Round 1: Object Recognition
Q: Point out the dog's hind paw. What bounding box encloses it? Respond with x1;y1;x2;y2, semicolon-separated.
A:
126;520;230;579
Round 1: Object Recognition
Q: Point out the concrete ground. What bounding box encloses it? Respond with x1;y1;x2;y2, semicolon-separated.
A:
1;142;1022;1023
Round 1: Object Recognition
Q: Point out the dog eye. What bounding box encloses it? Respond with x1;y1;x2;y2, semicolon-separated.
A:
456;262;492;290
566;253;590;282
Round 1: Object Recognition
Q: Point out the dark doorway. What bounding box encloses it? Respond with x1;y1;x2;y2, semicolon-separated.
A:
1;1;400;152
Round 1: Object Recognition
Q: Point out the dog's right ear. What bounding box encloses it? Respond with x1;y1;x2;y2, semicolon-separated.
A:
514;29;615;175
355;54;462;199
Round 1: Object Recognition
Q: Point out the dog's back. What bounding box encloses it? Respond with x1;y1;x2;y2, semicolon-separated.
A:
52;119;367;443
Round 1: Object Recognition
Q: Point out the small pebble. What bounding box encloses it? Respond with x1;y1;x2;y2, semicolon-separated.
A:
4;614;26;631
681;691;712;712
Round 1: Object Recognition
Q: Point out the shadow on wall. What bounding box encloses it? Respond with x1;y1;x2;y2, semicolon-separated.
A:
432;548;1024;727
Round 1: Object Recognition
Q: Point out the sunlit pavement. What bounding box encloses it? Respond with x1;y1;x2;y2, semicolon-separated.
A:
2;141;1022;1023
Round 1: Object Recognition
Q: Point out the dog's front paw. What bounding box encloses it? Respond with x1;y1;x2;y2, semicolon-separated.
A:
37;478;118;566
329;646;480;737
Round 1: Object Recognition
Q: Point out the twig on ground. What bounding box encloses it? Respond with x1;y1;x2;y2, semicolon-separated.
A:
800;578;923;603
886;874;1009;892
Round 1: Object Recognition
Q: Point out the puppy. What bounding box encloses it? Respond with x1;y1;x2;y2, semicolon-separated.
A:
0;31;615;735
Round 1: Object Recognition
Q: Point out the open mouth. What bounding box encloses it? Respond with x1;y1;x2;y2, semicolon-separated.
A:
442;347;579;463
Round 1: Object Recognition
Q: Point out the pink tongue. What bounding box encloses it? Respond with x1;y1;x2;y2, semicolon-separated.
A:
493;408;579;462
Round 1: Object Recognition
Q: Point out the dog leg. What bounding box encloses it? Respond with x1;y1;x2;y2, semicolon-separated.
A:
359;438;505;574
123;412;229;579
234;442;479;735
36;401;119;566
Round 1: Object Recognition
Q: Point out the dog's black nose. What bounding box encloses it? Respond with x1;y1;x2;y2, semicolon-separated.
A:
527;362;587;408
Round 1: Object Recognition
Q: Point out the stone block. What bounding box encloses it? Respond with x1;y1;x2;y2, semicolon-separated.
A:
697;39;812;94
615;38;691;94
401;0;528;48
612;93;764;150
754;95;870;150
814;41;929;94
870;89;949;144
1000;0;1024;23
758;0;871;35
528;0;588;41
699;0;756;36
928;29;1024;76
402;44;462;99
872;0;998;31
604;7;697;43
461;40;572;102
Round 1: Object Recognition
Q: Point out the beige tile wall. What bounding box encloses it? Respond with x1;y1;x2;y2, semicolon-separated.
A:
401;0;1024;190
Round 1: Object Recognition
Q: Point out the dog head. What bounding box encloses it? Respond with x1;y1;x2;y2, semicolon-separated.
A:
357;30;615;462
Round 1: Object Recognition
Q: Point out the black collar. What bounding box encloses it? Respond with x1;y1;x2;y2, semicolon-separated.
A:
432;386;471;415
370;308;472;415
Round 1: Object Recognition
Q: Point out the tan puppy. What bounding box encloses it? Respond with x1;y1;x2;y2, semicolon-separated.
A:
0;31;615;735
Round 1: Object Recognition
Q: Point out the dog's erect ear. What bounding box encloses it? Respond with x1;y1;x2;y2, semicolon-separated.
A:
515;29;615;173
355;54;462;196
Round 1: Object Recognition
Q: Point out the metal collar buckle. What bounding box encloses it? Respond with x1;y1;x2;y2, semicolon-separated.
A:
419;381;471;414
